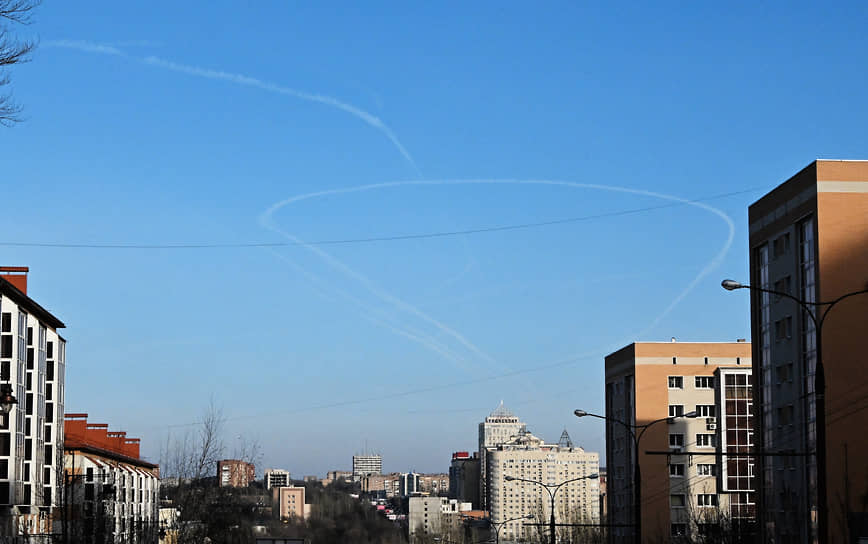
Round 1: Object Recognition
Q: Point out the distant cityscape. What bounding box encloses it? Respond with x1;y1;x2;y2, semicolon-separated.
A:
0;159;865;542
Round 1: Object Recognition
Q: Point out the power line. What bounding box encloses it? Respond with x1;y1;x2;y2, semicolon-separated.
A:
0;187;766;250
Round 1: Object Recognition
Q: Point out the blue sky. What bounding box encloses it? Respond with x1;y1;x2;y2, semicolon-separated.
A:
2;1;867;475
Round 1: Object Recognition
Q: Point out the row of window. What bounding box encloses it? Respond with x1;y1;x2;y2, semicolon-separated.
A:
669;433;717;448
669;463;717;477
668;376;715;389
670;493;718;507
668;404;716;417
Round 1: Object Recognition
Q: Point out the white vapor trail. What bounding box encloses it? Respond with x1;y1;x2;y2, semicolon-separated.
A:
261;180;735;365
43;40;420;176
141;56;420;175
43;40;125;56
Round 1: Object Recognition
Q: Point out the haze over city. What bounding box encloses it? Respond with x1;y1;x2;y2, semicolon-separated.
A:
4;0;868;480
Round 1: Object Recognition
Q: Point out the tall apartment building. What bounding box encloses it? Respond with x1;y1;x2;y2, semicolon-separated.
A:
747;160;868;543
272;485;310;520
264;468;291;490
604;340;752;542
64;413;160;542
217;459;255;488
487;430;600;543
0;267;66;537
478;402;526;509
352;453;382;480
449;451;480;508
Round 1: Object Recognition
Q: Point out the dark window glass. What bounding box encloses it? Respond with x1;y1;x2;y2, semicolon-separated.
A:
0;459;7;478
46;362;53;381
42;486;51;506
26;348;33;369
24;440;32;460
25;373;31;391
25;393;32;415
26;327;32;345
0;336;11;358
43;467;50;484
45;384;52;401
86;467;93;481
85;484;94;500
0;482;8;505
23;485;30;504
0;361;8;381
1;314;10;333
44;424;50;443
0;433;9;456
24;418;30;435
45;403;53;420
46;342;53;359
44;445;51;464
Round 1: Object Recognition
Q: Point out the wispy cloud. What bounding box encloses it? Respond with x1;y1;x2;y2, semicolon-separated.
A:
44;39;125;56
142;56;420;175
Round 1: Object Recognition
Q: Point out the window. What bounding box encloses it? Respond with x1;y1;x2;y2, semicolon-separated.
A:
774;317;793;341
697;494;718;507
0;314;10;333
0;361;8;381
0;336;10;358
669;433;684;448
669;405;684;417
669;463;684;477
773;233;791;258
696;405;716;417
695;376;714;389
697;464;717;476
776;362;794;384
668;376;683;389
696;434;716;448
670;494;686;508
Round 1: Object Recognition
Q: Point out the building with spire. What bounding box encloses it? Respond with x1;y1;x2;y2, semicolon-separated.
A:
478;402;526;510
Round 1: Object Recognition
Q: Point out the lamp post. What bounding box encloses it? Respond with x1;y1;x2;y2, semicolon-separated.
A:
504;473;598;544
0;383;17;415
489;514;533;544
722;278;868;543
574;409;697;544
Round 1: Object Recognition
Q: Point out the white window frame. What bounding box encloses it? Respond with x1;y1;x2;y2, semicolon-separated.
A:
668;405;684;417
695;376;714;389
696;434;716;448
669;463;684;477
668;376;683;389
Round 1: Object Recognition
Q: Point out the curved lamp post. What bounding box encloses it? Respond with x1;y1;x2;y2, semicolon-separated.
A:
574;409;697;543
0;383;17;414
722;278;868;543
504;473;598;544
489;514;534;544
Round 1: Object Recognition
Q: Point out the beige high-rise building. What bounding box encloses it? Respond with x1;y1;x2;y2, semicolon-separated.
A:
604;340;752;543
487;431;600;543
746;160;868;543
273;485;310;520
478;402;526;509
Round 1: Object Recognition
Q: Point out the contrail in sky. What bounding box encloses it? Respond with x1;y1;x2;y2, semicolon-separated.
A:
43;40;421;176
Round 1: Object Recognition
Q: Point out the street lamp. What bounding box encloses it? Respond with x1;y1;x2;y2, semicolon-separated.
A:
0;383;17;414
488;514;534;544
574;409;697;543
721;278;868;543
504;473;598;544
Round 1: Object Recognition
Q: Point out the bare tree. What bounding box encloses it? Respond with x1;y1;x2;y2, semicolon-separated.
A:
0;0;39;125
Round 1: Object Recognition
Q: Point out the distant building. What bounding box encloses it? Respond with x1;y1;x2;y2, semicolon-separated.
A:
64;413;160;543
361;472;400;498
598;469;607;527
487;430;600;542
408;496;472;543
478;402;526;509
400;473;419;496
273;486;310;520
302;475;318;483
747;160;868;543
352;454;382;481
0;267;67;538
449;451;480;508
217;459;255;488
324;470;352;485
264;469;291;490
418;473;449;496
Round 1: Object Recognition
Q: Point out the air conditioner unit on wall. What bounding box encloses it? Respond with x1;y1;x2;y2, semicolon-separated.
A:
706;417;717;431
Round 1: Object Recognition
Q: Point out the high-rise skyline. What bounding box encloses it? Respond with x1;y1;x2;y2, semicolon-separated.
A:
478;402;526;510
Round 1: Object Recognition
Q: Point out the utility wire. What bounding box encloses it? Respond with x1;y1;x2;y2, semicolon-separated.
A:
0;187;766;250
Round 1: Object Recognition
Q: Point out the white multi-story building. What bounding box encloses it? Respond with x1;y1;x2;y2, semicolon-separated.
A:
64;414;160;543
478;402;526;509
487;431;600;543
352;454;382;481
264;468;291;490
408;496;473;543
0;267;66;538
